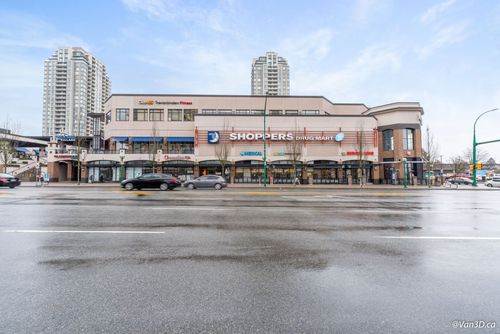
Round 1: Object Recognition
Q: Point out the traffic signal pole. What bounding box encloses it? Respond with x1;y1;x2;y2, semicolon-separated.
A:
472;108;498;187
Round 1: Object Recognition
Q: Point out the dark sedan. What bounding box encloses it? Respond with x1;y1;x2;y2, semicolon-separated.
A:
0;173;21;188
121;173;181;191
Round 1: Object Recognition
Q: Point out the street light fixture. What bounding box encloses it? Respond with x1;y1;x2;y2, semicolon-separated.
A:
473;108;499;187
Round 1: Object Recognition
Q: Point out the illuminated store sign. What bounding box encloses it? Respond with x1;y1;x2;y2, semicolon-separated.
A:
240;151;262;156
343;151;375;156
228;132;338;141
138;100;192;105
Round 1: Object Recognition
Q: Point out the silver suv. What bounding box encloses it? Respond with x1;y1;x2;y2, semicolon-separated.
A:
485;177;500;188
184;175;228;190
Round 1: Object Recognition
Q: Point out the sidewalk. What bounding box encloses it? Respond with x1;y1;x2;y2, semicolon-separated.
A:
18;181;498;191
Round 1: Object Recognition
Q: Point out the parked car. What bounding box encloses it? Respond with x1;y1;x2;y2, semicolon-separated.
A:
485;177;500;188
121;173;181;191
184;175;227;190
0;173;21;188
448;176;473;185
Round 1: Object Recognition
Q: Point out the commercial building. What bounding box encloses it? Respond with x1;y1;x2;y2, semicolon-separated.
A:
42;47;111;137
46;94;424;185
251;52;290;96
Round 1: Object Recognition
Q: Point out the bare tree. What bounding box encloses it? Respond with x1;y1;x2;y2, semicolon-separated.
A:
214;119;230;180
422;126;440;186
0;116;21;173
356;121;370;187
286;120;303;185
148;119;160;174
449;155;467;174
462;147;490;164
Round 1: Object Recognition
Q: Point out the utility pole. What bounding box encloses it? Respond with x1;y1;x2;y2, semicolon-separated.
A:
263;92;268;189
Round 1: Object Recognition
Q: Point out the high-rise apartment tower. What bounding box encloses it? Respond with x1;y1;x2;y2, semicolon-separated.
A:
251;51;289;96
42;47;111;136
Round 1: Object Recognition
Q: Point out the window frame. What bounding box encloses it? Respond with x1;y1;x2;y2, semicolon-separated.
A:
149;109;164;121
133;109;148;121
168;109;182;121
382;129;394;151
116;108;129;121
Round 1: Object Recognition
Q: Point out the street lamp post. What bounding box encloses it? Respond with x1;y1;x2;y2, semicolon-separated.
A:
473;108;499;187
263;92;268;189
403;158;407;189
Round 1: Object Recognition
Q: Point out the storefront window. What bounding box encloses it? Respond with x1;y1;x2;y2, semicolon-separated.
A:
183;109;197;121
162;161;194;182
168;109;182;121
382;129;394;151
235;160;264;183
149;109;164;121
133;109;148;121
167;142;194;154
116;108;129;121
403;128;414;150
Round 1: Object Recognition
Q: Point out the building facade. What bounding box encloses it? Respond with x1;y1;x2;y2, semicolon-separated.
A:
42;47;111;137
251;52;290;96
45;94;424;184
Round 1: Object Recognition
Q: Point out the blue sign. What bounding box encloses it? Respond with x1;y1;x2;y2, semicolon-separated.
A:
240;151;262;156
56;134;76;142
208;131;220;144
335;132;345;142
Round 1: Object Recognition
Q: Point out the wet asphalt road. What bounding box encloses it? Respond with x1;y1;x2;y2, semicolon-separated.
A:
1;186;500;333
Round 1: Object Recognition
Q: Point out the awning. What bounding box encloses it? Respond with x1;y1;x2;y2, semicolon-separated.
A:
15;147;30;153
112;137;129;142
167;137;194;143
131;137;163;143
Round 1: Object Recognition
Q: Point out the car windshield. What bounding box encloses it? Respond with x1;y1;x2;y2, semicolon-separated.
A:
0;174;13;177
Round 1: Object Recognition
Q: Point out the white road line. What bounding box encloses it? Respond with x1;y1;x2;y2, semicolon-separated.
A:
376;236;500;240
151;207;237;210
3;230;165;234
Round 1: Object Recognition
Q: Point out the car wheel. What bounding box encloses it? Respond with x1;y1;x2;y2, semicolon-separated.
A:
214;183;222;190
160;183;169;191
187;183;195;190
124;183;134;191
487;184;493;187
9;185;15;189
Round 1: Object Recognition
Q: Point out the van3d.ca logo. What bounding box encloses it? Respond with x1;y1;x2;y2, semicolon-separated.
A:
208;131;220;144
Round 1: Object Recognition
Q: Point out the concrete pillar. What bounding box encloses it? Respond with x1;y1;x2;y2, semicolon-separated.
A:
194;164;200;178
47;162;58;182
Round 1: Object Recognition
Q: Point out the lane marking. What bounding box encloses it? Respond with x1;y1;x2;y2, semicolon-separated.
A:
3;230;165;234
240;192;282;195
376;236;500;240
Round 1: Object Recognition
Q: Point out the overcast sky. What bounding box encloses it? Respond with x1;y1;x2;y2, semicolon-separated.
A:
1;0;500;161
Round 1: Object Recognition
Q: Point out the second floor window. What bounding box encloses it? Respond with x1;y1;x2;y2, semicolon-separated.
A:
168;109;182;121
382;129;394;151
183;109;197;121
105;111;111;124
116;108;129;121
133;109;148;121
149;109;164;121
403;128;414;150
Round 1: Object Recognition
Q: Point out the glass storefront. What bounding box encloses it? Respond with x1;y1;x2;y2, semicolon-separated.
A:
307;160;345;184
234;160;264;183
199;160;231;181
272;160;304;184
87;160;120;182
125;160;154;179
342;160;373;184
162;160;194;182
